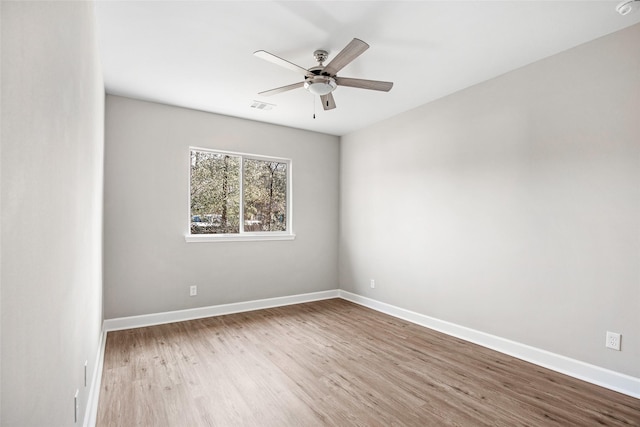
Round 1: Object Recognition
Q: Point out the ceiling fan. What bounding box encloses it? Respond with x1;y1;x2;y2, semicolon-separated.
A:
254;38;393;111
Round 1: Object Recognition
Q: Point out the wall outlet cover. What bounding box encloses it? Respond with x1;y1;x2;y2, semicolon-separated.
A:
605;331;621;351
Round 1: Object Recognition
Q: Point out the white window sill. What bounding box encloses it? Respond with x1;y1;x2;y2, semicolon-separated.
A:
184;233;296;243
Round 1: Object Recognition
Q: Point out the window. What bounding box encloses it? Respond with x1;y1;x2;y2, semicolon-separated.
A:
187;148;293;242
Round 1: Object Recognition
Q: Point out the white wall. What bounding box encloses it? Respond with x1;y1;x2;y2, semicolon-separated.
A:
1;2;105;426
104;96;339;319
340;24;640;377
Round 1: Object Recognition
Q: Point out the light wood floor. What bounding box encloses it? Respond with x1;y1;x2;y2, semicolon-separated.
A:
97;299;640;426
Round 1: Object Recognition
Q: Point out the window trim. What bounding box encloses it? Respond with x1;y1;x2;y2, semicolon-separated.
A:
185;147;294;243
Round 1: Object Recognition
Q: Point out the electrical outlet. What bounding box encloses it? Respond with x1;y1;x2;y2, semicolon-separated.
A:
189;285;197;297
370;279;375;289
606;331;621;351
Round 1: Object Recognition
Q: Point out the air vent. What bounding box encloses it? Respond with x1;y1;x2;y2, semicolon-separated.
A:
250;100;275;111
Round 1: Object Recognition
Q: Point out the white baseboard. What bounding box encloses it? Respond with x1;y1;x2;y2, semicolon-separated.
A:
103;289;340;332
98;288;638;401
83;328;107;427
339;290;640;399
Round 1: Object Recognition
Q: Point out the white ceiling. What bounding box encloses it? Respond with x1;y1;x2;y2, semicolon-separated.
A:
94;1;640;136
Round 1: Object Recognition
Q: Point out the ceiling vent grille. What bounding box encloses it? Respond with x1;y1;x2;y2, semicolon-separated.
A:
250;100;275;111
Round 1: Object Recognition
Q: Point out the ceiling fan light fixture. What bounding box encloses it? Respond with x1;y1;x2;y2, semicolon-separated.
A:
304;76;337;96
616;0;639;15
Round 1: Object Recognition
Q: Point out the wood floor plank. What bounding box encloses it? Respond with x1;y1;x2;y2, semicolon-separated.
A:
97;299;640;426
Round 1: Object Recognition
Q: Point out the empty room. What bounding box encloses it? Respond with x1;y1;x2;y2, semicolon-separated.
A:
1;1;639;426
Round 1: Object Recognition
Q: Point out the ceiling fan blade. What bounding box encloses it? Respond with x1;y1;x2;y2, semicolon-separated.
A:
323;38;369;76
258;82;304;96
335;77;393;92
254;50;309;76
321;92;336;110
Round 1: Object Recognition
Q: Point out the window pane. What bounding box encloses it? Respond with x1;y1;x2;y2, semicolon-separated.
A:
190;151;240;234
243;159;287;232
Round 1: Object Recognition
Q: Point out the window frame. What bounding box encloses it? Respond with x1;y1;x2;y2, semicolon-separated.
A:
185;147;294;243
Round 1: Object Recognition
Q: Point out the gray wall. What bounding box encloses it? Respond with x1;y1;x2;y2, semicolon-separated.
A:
104;96;339;319
340;24;640;377
1;2;105;426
